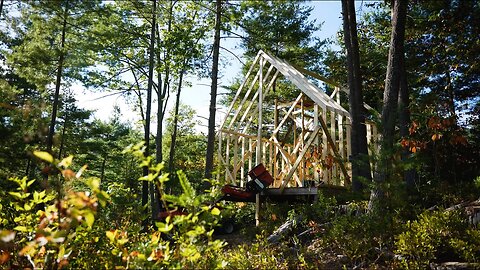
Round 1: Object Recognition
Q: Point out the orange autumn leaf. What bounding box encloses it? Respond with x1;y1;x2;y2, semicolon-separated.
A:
58;259;69;269
0;250;10;264
325;154;334;169
431;133;442;141
38;246;46;257
148;249;163;261
409;121;419;135
400;138;410;148
62;169;76;180
450;135;468;145
19;244;33;256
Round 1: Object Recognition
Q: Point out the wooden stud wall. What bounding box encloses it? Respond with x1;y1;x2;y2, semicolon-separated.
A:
217;51;376;189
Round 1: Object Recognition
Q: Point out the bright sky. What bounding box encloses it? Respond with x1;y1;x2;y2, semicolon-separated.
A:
75;1;375;134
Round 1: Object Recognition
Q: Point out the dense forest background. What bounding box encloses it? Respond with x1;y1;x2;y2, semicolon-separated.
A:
0;0;479;269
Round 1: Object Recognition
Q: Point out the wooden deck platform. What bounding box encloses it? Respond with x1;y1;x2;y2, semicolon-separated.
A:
221;184;350;204
261;187;318;203
221;187;319;203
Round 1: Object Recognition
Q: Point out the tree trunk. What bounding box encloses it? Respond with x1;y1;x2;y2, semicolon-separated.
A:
142;0;156;230
57;110;68;159
100;156;107;182
156;0;173;165
25;157;31;176
398;51;415;189
341;0;372;192
155;22;165;170
158;1;173;197
46;2;68;154
168;68;185;176
204;0;222;180
0;0;4;18
154;24;165;217
369;0;408;212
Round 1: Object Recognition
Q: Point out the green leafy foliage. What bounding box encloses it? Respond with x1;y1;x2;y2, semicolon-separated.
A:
1;1;480;269
101;143;227;269
0;146;229;269
395;210;480;269
220;238;290;270
162;104;206;189
235;0;325;70
0;154;109;269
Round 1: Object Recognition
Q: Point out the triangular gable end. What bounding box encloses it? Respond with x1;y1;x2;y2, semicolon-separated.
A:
217;50;378;190
258;51;350;118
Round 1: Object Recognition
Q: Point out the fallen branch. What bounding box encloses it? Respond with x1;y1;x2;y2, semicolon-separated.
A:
267;215;303;244
445;198;480;212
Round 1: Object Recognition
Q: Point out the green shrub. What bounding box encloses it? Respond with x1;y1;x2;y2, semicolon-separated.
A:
0;145;228;269
103;142;227;269
219;237;292;270
0;152;110;269
395;210;480;269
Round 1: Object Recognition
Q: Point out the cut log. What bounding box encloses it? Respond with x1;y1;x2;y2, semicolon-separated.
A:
267;215;303;244
430;262;480;270
445;198;480;212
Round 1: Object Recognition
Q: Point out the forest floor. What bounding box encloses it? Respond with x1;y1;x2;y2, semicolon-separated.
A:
214;215;258;247
215;231;252;247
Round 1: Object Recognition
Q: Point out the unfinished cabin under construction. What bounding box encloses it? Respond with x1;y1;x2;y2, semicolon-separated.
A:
217;50;378;192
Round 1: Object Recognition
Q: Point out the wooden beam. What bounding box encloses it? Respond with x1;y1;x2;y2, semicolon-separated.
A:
274;98;278;180
256;57;264;164
233;134;238;181
314;104;319;181
330;110;337;182
336;87;343;152
264;187;318;196
218;155;235;184
329;87;339;99
291;128;312;157
220;129;265;141
280;125;322;193
256;57;264;227
271;93;303;138
225;135;230;183
318;114;351;185
219;53;261;130
248;138;253;178
241;137;245;187
337;88;344;180
233;140;257;182
217;130;222;182
291;63;341;88
322;109;328;183
228;65;275;130
238;70;280;134
227;69;261;130
271;136;300;184
301;98;305;180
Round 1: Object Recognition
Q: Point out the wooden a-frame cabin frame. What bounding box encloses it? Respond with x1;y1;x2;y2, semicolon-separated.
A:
217;50;377;194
